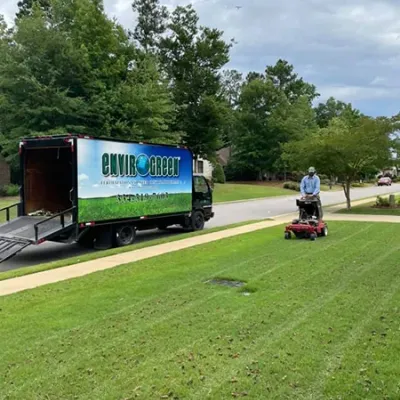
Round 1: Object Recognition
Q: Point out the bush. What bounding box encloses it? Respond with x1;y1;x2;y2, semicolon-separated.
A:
351;182;366;188
0;184;19;197
376;196;390;207
283;181;300;191
212;163;226;184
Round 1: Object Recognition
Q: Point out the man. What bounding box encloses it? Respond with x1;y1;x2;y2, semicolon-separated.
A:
300;167;323;219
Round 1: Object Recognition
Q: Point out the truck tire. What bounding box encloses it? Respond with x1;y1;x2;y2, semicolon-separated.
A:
191;211;205;231
116;225;136;247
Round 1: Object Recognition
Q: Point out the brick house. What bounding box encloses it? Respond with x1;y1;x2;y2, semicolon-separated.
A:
0;154;10;186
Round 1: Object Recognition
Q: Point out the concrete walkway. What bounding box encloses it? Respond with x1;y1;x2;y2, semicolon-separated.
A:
1;195;398;297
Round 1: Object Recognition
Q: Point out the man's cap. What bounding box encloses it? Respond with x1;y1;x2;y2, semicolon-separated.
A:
308;167;316;173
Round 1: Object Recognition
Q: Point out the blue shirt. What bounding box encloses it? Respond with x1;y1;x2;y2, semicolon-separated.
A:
300;175;320;196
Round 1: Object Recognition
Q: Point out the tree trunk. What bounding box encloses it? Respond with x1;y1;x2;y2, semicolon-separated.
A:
343;180;351;209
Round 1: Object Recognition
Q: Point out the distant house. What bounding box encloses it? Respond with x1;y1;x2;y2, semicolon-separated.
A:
193;157;213;180
376;167;398;178
217;146;231;167
0;154;10;186
192;146;232;180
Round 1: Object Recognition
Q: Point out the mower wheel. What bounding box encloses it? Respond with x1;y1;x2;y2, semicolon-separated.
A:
321;225;328;237
284;232;291;240
310;233;317;241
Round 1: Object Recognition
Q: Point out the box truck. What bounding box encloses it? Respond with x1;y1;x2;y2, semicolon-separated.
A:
0;135;214;262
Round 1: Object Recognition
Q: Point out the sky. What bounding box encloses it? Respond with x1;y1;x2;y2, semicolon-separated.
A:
76;139;193;199
1;0;400;117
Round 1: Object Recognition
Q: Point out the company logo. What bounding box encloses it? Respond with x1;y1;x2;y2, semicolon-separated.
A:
102;153;180;177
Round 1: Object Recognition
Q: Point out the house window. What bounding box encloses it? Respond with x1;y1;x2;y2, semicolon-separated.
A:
197;160;204;174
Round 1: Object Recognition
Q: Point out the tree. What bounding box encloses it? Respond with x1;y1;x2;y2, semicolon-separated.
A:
158;4;231;159
219;69;242;147
131;0;168;52
245;71;263;83
228;71;318;180
16;0;51;19
230;78;283;179
283;116;394;209
315;96;362;128
265;59;319;104
220;69;242;107
106;54;177;143
0;0;176;165
212;163;225;183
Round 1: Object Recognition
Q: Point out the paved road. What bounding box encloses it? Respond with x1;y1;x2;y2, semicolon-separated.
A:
2;184;399;272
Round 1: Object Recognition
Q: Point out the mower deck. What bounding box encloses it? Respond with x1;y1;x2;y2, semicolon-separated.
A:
285;219;328;241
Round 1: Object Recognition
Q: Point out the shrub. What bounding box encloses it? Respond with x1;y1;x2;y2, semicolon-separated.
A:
212;163;226;184
351;182;365;188
376;196;390;207
283;181;300;191
0;184;19;197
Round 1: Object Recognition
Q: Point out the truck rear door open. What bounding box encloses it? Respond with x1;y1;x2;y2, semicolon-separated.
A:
0;137;77;262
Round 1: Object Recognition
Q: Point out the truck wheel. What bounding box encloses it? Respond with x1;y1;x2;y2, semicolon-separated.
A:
116;225;136;247
191;211;205;231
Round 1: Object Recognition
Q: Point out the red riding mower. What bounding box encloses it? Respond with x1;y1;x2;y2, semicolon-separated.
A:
284;197;328;241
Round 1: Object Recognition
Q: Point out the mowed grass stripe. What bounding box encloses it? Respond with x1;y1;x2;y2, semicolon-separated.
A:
0;223;386;396
115;231;379;397
114;224;400;399
0;222;371;353
303;272;400;399
41;223;377;386
193;229;400;398
1;222;400;399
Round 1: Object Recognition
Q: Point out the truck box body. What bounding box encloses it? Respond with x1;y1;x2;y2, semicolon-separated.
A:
76;138;193;223
0;135;213;263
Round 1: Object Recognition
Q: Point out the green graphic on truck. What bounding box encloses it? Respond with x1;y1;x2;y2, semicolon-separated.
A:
77;139;193;223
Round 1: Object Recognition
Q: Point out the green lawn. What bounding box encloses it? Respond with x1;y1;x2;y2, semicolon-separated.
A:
2;221;400;399
213;183;346;203
213;183;290;202
338;202;400;216
0;197;19;223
